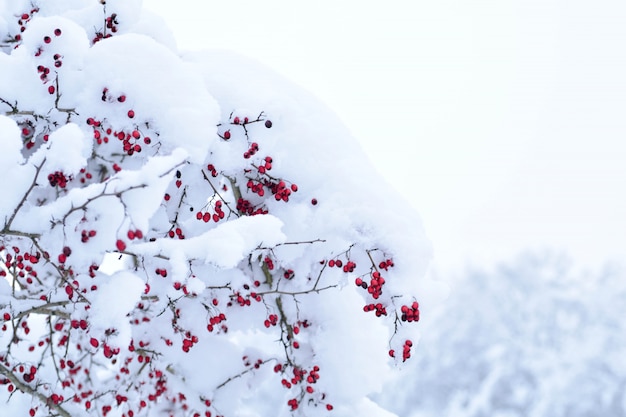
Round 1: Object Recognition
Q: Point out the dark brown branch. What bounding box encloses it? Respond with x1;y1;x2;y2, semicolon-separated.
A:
216;359;273;390
4;159;46;231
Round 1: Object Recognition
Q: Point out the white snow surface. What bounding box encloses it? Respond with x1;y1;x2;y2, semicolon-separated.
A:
89;270;145;348
134;214;286;269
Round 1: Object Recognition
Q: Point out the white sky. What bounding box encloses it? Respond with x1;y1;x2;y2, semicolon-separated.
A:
144;0;626;272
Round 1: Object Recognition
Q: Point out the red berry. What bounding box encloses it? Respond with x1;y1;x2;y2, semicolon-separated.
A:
223;130;231;140
127;110;135;118
311;198;318;205
48;85;55;94
115;239;126;252
54;28;62;36
265;120;272;128
43;36;51;43
118;95;126;102
90;338;99;348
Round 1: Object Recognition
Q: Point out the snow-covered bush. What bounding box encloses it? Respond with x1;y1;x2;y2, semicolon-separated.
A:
0;1;432;416
378;252;626;417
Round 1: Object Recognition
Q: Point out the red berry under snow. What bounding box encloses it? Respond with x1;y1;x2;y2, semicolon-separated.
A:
115;239;126;252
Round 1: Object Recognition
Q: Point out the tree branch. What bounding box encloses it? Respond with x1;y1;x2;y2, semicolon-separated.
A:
0;362;72;417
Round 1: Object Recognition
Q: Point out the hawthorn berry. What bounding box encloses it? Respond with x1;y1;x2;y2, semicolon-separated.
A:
54;28;62;36
115;239;126;252
265;120;272;128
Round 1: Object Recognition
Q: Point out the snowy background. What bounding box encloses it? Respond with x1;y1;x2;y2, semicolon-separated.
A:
141;0;626;415
143;0;626;272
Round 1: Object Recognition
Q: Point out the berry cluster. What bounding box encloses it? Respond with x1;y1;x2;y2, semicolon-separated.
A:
57;246;72;264
78;167;94;184
206;313;227;333
0;247;40;289
400;302;420;323
402;340;413;361
127;229;144;240
93;13;119;44
256;156;272;174
181;333;199;353
378;259;394;270
243;142;259;159
235;197;267;216
206;164;218;178
264;314;279;328
388;339;413;362
88;94;154;157
242;356;264;369
167;227;186;239
277;365;331;411
195;200;225;223
31;29;64;97
354;270;385;299
8;8;39;45
363;302;387;317
329;258;357;273
47;171;70;188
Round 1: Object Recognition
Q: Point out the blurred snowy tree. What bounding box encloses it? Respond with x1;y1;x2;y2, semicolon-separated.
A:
378;252;626;417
